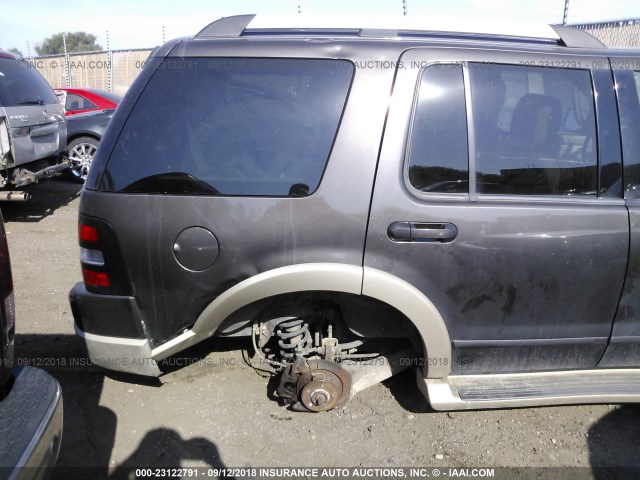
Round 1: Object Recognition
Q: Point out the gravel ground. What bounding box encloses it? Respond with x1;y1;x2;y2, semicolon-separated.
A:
2;180;640;480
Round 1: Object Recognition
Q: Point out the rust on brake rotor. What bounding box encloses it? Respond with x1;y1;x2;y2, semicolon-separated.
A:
296;359;351;412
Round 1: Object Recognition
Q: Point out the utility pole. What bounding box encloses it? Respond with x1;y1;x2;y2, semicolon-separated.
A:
562;0;570;25
62;33;71;87
107;30;112;92
403;0;407;16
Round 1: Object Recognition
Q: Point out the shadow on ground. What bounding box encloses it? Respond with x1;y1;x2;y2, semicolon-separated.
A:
18;332;640;477
588;404;640;478
0;179;81;223
382;368;433;413
14;334;229;479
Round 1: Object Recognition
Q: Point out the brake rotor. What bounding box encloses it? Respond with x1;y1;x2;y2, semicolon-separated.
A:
296;359;351;412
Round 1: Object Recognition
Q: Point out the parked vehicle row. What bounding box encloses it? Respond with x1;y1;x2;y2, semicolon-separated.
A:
4;13;640;477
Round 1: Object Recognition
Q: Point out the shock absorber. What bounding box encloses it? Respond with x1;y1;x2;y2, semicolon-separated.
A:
275;317;312;359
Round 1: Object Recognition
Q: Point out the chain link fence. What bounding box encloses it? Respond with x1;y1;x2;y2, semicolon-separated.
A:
28;19;639;94
29;48;152;96
574;19;640;48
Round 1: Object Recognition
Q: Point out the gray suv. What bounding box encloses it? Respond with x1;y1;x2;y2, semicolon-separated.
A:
0;50;68;193
70;15;640;412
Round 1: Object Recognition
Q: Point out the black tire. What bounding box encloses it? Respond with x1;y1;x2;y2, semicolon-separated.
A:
65;136;99;183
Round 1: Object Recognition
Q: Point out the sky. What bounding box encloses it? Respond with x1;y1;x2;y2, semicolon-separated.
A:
0;0;639;54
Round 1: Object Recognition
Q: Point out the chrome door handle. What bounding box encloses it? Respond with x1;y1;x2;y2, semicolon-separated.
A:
388;222;458;243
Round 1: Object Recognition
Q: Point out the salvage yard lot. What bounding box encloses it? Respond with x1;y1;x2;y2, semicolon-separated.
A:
1;180;639;478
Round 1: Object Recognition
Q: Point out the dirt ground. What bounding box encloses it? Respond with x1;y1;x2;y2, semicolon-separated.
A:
2;180;640;480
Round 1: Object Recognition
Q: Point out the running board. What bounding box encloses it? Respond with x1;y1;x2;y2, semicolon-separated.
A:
418;369;640;411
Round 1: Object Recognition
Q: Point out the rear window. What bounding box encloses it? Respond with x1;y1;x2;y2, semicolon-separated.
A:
86;89;121;104
0;58;58;107
66;93;97;111
100;58;354;196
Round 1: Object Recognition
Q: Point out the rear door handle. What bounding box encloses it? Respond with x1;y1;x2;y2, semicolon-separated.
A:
388;222;458;243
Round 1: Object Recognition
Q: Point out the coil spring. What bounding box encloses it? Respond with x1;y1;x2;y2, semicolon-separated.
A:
275;317;312;359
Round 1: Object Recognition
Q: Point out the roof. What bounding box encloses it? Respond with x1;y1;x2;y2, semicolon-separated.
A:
248;14;560;40
196;14;606;48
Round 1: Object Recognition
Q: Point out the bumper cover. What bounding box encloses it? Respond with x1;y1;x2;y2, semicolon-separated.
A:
0;366;63;479
70;283;161;376
74;326;161;377
69;283;146;339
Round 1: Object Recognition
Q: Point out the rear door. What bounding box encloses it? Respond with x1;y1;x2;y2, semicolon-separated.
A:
601;58;640;367
365;48;628;374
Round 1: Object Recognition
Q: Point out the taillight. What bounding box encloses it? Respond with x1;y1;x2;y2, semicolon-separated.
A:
78;214;132;295
80;225;99;243
82;269;111;288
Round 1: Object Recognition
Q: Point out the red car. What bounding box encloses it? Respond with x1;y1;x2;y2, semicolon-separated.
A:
54;88;121;116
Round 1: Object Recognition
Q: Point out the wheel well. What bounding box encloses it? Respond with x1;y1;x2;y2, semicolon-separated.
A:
215;291;424;356
153;264;451;378
67;133;100;146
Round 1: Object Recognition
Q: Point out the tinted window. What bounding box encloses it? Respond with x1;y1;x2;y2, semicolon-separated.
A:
0;58;58;107
470;64;597;195
66;93;97;111
407;65;468;193
86;89;122;104
101;58;353;196
617;70;640;198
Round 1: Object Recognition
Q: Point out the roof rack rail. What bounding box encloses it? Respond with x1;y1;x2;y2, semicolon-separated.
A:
196;14;606;49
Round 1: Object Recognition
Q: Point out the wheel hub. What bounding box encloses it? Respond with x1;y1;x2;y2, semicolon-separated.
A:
277;358;351;412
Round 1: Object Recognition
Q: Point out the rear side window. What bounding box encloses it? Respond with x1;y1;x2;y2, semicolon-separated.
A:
407;62;599;197
0;58;58;107
470;64;597;196
66;93;97;111
101;58;354;196
89;89;121;104
407;65;468;193
616;70;640;198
